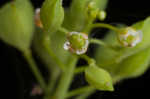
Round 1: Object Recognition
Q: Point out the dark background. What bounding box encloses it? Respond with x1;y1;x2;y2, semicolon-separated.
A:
0;0;150;99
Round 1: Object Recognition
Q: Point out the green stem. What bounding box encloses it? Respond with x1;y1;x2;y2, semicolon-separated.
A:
66;86;95;98
43;36;66;71
83;17;95;33
53;56;77;99
74;66;88;74
90;38;107;47
90;38;117;51
79;55;95;65
47;66;60;95
23;49;47;93
75;89;96;99
91;23;121;33
58;27;69;34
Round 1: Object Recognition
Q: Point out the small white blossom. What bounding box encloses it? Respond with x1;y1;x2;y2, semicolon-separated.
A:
118;27;142;47
64;32;89;55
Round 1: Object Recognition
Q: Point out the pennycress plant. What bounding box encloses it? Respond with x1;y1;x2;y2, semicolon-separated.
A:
0;0;150;99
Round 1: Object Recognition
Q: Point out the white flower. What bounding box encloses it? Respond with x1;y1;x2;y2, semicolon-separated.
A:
118;27;142;47
64;32;89;55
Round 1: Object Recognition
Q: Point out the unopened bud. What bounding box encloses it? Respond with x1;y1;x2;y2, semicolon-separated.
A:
97;10;106;21
87;2;98;19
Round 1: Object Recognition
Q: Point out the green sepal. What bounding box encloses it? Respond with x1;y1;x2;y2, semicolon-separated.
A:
40;0;64;34
0;0;34;51
85;65;114;91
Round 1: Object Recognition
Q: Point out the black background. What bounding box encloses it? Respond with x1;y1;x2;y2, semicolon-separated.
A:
0;0;150;99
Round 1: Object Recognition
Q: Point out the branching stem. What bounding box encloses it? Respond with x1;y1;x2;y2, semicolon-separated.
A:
91;23;121;33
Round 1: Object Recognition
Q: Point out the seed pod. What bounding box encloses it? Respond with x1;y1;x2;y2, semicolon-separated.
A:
85;65;114;91
40;0;64;34
118;27;142;47
0;0;34;51
64;32;89;55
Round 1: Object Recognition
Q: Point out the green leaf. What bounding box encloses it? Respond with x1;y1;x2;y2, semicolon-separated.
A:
85;65;114;91
114;47;150;80
94;17;150;81
0;0;34;51
95;17;150;69
40;0;64;34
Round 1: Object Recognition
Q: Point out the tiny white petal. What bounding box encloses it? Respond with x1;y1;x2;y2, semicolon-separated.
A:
63;41;70;50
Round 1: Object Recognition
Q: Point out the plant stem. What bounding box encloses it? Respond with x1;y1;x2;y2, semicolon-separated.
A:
66;86;95;98
79;55;95;65
74;66;88;74
23;49;47;93
90;38;117;51
91;23;121;33
59;27;69;34
43;36;66;71
83;17;95;33
53;56;77;99
90;38;107;46
75;89;96;99
47;66;60;95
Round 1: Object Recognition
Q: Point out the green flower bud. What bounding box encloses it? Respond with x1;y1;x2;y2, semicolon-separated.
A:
87;0;107;20
64;0;108;31
118;27;142;47
87;2;99;19
97;10;107;21
85;65;114;91
0;0;34;51
40;0;64;33
64;32;89;55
